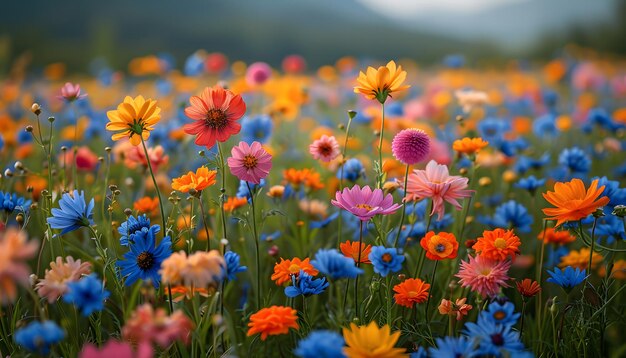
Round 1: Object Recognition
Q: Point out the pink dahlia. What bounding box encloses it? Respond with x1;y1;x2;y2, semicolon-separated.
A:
57;82;87;102
227;141;272;184
331;185;401;222
403;160;473;220
309;135;340;162
391;128;430;165
455;255;511;298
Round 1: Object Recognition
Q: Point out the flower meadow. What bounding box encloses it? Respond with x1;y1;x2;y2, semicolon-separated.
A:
0;52;625;358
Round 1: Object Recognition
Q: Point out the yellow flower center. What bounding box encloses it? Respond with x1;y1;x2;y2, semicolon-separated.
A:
243;154;258;169
494;238;507;249
408;291;419;298
355;203;373;211
205;109;228;129
288;264;300;274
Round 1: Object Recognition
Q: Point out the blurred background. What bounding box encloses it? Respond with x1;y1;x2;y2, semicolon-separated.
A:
1;0;625;73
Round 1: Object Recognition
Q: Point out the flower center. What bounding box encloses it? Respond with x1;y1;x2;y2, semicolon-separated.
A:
493;310;506;321
319;143;332;156
288;264;300;274
355;203;373;211
243;154;258;169
494;238;507;249
490;333;504;346
382;253;393;263
408;291;418;298
136;252;155;270
205;109;228;129
436;243;446;253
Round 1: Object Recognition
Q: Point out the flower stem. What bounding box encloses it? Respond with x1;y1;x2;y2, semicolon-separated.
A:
354;220;364;319
140;137;167;238
216;143;228;252
337;111;354;248
425;260;438;324
246;182;261;309
377;102;385;189
393;164;410;248
197;192;212;251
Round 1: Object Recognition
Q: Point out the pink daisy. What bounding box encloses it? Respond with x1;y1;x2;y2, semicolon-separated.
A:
331;185;401;222
309;135;340;162
403;160;473;220
227;141;272;184
455;255;511;298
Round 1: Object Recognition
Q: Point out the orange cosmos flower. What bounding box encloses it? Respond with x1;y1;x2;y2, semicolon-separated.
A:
354;60;410;103
133;196;160;216
452;137;489;155
559;248;603;270
340;240;372;264
542;178;610;227
271;257;318;285
393;278;430;308
106;96;161;146
167;286;210;302
283;168;324;191
247;306;299;341
171;167;217;193
224;196;248;212
538;227;576;245
516;279;541;298
420;231;459;261
438;298;473;321
472;228;521;262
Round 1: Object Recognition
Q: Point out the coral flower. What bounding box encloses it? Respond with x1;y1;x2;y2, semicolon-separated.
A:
272;257;318;285
472;228;521;262
247;305;299;341
183;86;246;149
124;144;169;171
58;82;87;102
340;240;372;264
393;278;430;308
516;279;541;298
559;248;603;270
227;141;272;184
122;304;194;348
283;168;325;191
133;197;160;216
331;185;401;222
342;321;408;358
455;255;511;298
224;196;248;212
171;167;217;193
36;256;92;303
309;135;341;162
354;60;410;103
182;251;226;288
538;227;576;245
391;128;430;165
452;137;489;155
106;96;161;146
403;160;473;220
0;228;38;305
542;178;610;227
438;298;473;321
420;231;459;260
60;146;99;172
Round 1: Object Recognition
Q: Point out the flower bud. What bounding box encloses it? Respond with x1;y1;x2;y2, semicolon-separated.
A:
31;103;41;115
612;205;626;218
25;125;34;133
124;208;133;217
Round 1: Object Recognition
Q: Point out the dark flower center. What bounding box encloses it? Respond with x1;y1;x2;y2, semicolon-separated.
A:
382;253;393;263
205;109;228;130
243;154;258;169
436;243;446;252
493;310;506;320
136;251;155;270
319;143;332;156
490;333;504;346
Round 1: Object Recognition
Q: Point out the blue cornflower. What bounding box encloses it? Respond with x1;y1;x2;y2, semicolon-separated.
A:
584;108;625;133
118;214;157;246
285;270;329;298
558;147;591;176
515;176;546;194
513;153;550;175
595;215;625;244
337;158;364;182
479;200;533;233
464;315;525;356
592;176;626;208
310;211;340;229
478;117;509;145
63;274;110;316
547;266;587;290
311;249;363;280
0;191;31;214
241;115;273;144
545;245;569;268
117;225;171;288
428;336;477;357
369;246;404;277
532;114;559;138
409;347;428;358
47;190;94;236
482;301;521;327
14;321;65;355
260;230;282;242
224;251;247;281
294;330;346;358
237;179;266;200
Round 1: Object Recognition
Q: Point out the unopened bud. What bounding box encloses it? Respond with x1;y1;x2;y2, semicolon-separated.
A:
31;103;41;115
4;169;13;177
478;177;491;187
268;245;279;257
348;110;357;119
592;208;605;218
612;205;626;218
47;116;55;123
25;125;34;133
124;208;133;217
104;147;112;153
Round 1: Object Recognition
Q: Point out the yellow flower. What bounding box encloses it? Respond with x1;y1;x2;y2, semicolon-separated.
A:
354;61;410;103
342;322;408;358
106;95;161;146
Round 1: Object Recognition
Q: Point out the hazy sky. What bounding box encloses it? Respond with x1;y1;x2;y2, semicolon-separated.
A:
356;0;527;19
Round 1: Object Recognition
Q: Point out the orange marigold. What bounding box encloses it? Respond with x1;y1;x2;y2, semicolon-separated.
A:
420;231;459;260
472;228;521;262
340;240;372;264
171;166;217;193
516;279;541;298
538;227;576;245
452;137;489;155
271;257;318;285
133;196;160;216
247;305;299;341
393;278;430;308
224;196;248;212
542;178;610;227
559;248;603;270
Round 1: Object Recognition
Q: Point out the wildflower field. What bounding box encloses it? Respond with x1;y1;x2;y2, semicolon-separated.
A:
0;51;626;358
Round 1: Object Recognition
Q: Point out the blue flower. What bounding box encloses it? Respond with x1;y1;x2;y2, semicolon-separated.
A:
482;301;520;327
237;179;266;200
513;154;550;175
224;251;247;281
547;266;587;290
47;190;94;236
592;176;626;208
478;117;509;145
514;176;546;194
14;321;65;355
310;211;339;229
558;147;590;177
241;115;273;144
545;245;569;268
584;108;625;133
464;315;525;356
311;249;363;280
594;215;625;244
63;274;110;316
118;214;157;246
260;230;282;242
0;191;31;214
337;158;364;182
117;225;171;288
428;336;477;357
285;270;329;298
294;330;346;358
532;114;559;138
479;200;533;233
369;246;404;277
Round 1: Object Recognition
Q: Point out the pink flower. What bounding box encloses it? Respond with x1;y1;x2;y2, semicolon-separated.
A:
309;135;340;162
227;141;272;184
36;256;92;303
245;62;272;87
455;255;511;298
122;304;194;348
60;146;99;172
79;340;152;358
403;160;473;220
391;128;430;165
331;185;401;222
124;144;169;171
58;82;87;102
282;55;306;74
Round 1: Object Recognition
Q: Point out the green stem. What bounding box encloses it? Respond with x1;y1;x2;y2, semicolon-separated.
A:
377;102;385;189
247;182;261;309
140;137;167;237
197;192;212;251
354;220;364;319
393;164;410;248
425;260;438;324
216;143;228;253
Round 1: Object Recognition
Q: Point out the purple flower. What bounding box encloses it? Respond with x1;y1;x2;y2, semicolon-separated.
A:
391;128;430;165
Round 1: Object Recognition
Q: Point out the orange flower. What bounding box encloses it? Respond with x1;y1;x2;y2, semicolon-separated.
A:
516;279;541;298
393;278;430;308
167;286;210;302
420;231;459;260
133;196;160;216
247;306;299;341
283;168;324;191
438;298;473;321
452;137;489;155
537;227;576;245
266;185;285;198
354;60;410;103
472;228;521;262
224;197;248;212
106;96;161;146
340;240;372;264
171;167;217;193
599;260;626;280
271;258;318;285
0;228;38;305
559;248;603;270
542;178;610;227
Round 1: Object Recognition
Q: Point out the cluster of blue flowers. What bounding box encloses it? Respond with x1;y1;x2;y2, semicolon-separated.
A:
285;270;329;298
0;191;31;214
311;249;363;279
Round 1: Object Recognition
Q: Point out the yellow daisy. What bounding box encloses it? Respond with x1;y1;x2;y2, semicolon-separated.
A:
106;95;161;146
354;61;410;104
342;321;408;358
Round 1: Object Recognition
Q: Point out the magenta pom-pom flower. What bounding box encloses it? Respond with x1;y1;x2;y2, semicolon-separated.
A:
331;185;401;222
391;128;430;165
227;141;272;184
